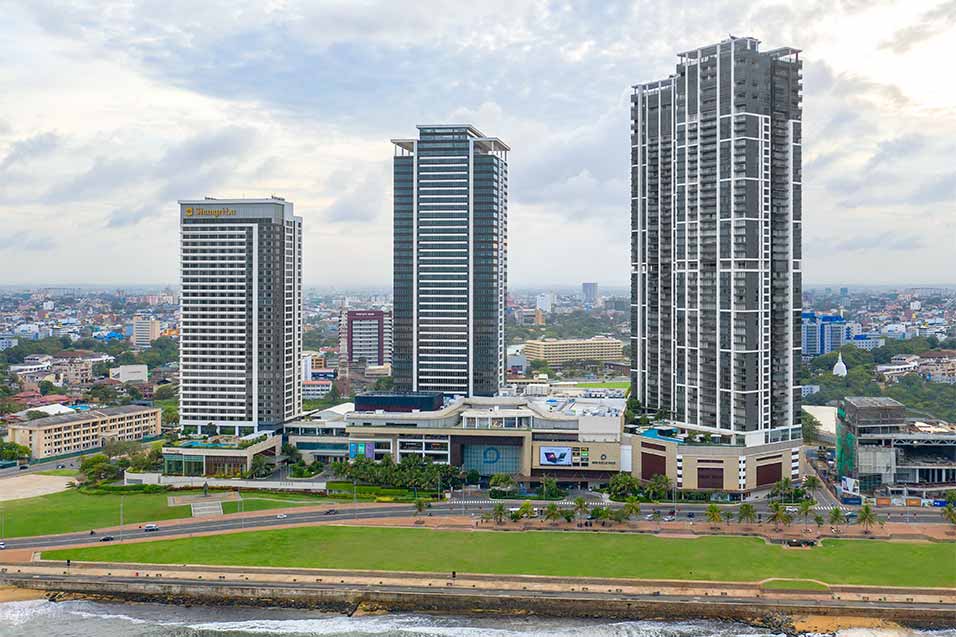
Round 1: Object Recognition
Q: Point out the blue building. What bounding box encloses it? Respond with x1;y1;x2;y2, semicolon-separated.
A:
801;312;847;358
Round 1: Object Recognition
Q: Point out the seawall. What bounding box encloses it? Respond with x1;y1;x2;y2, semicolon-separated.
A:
2;572;954;631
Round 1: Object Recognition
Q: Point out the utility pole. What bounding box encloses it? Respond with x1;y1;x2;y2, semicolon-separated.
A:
120;495;125;541
352;479;357;519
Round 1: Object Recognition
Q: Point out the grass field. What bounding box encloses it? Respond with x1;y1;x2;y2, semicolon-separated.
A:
35;469;80;477
0;490;191;537
574;382;630;389
221;493;347;514
761;579;830;591
44;526;956;587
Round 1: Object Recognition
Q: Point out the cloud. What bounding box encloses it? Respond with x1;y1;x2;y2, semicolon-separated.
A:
880;0;956;53
832;232;925;253
0;231;55;252
0;132;61;170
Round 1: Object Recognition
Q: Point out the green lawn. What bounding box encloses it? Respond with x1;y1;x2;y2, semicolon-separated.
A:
761;579;830;591
44;526;956;588
221;494;347;514
0;490;191;537
575;382;630;389
35;469;80;477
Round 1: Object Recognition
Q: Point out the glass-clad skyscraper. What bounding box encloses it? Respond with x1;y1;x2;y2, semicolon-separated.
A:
391;125;509;396
631;37;803;447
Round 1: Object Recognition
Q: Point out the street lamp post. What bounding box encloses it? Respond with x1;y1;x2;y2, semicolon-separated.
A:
353;480;357;519
120;495;125;542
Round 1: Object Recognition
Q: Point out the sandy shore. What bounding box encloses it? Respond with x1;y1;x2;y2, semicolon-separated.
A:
0;586;47;602
793;615;906;633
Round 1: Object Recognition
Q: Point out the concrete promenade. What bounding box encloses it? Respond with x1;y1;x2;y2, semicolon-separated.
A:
1;559;954;628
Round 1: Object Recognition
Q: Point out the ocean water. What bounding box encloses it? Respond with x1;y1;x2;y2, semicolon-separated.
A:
1;599;954;637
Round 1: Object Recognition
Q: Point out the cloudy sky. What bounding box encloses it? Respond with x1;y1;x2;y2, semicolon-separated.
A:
2;0;955;288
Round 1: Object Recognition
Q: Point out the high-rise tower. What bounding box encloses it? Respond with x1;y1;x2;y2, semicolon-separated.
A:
179;197;303;435
631;37;802;447
391;125;509;397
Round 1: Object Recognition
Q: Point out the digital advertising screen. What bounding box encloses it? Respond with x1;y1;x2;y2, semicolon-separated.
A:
539;446;573;466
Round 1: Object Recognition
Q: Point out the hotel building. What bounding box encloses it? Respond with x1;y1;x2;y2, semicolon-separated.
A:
391;125;509;397
6;405;161;460
179;197;303;435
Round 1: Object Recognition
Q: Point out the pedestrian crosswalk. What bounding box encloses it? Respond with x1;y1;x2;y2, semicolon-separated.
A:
813;504;852;512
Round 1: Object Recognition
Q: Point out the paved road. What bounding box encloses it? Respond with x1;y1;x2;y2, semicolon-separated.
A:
1;496;947;551
0;456;82;479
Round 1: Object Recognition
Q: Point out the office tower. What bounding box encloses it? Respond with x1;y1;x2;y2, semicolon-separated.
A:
391;125;509;396
800;312;846;358
339;309;393;366
535;292;555;313
179;197;303;435
631;37;802;446
131;317;160;349
582;282;599;305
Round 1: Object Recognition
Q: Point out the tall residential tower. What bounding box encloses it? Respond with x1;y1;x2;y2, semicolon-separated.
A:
391;125;509;397
631;37;802;447
179;197;303;435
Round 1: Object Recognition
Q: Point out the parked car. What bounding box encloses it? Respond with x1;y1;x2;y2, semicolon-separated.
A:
100;536;115;542
143;524;159;532
663;515;675;522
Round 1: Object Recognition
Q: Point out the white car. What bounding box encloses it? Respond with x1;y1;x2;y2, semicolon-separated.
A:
0;541;6;550
275;513;288;519
785;506;799;514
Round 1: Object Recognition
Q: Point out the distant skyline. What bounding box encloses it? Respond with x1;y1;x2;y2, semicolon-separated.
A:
2;2;955;286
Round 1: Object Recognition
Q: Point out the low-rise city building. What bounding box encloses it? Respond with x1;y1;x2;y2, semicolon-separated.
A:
522;336;625;366
109;364;149;383
5;405;161;459
161;433;281;477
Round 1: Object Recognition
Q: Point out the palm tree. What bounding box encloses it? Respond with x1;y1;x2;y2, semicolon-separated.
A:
492;502;507;525
573;496;589;523
828;507;846;530
705;503;723;529
802;475;820;494
414;498;427;516
737;503;757;527
814;513;825;530
858;504;878;534
517;500;534;520
942;504;956;533
648;474;672;501
622;496;641;521
544;502;561;525
768;502;788;531
774;477;794;502
798;499;814;531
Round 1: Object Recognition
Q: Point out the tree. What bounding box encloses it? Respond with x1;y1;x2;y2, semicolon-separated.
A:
647;474;672;501
538;477;563;500
737;503;757;526
517;500;534;519
768;502;789;531
590;506;609;526
802;475;821;494
153;383;177;401
414;498;427;516
249;454;271;478
573;496;588;522
282;443;303;465
705;503;723;529
102;438;140;460
464;469;481;485
489;473;516;492
829;507;846;528
528;359;552;375
858;504;879;534
0;442;30;461
38;380;63;396
492;502;507;525
608;472;640;500
941;504;956;531
798;499;814;530
814;513;825;530
544;502;561;525
26;410;50;420
622;496;641;520
945;490;956;506
801;411;822;444
774;478;794;502
124;383;143;401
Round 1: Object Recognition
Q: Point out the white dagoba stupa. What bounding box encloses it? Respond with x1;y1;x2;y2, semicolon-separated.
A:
832;352;848;377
